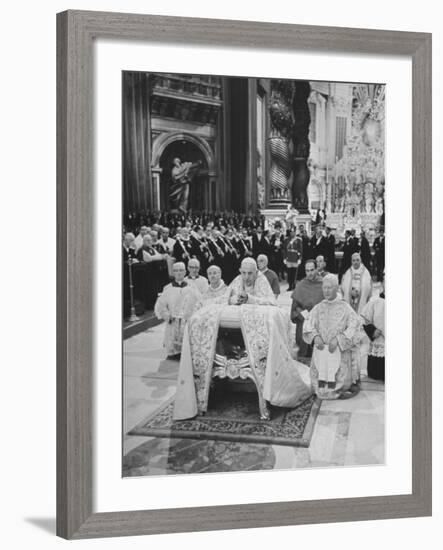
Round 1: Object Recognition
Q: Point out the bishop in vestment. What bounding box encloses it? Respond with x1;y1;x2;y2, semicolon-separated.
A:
303;274;362;400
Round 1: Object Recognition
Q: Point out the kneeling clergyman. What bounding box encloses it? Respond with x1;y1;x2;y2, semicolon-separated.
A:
184;258;209;295
198;265;228;305
303;274;363;400
154;262;198;359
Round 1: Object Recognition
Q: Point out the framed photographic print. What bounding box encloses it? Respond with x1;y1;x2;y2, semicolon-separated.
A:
57;10;432;539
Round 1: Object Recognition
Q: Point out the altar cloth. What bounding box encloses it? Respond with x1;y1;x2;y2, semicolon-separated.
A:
173;303;313;420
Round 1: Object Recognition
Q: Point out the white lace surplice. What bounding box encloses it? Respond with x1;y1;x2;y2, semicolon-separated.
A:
154;284;199;356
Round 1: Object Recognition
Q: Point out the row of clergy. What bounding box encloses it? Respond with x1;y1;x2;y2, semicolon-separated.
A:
154;255;385;415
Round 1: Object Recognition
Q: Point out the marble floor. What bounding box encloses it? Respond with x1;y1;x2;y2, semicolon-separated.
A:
123;283;385;476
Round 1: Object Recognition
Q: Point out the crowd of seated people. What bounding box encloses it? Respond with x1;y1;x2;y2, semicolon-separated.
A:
122;210;385;319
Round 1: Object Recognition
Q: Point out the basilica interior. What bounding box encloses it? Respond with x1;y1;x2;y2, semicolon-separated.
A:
123;71;385;237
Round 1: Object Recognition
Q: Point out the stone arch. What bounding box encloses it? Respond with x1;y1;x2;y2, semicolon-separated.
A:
151;132;215;172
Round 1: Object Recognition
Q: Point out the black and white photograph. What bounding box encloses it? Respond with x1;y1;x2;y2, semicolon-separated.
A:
122;72;386;477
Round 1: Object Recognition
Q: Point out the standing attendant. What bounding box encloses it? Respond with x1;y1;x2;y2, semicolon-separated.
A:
359;230;372;274
270;229;285;279
324;227;336;273
373;228;385;282
284;230;302;291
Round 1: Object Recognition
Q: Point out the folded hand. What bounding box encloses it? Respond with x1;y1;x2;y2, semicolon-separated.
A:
314;336;325;350
328;337;338;353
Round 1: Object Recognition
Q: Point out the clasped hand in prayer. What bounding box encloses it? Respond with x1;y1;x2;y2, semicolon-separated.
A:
314;335;339;353
235;291;249;305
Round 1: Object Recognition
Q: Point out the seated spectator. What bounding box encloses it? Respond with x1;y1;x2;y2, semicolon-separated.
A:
136;235;165;263
134;226;150;252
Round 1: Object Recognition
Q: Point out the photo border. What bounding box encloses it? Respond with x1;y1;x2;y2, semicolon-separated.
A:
56;10;432;539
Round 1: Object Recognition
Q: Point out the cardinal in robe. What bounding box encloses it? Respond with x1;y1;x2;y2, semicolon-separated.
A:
303;274;363;400
154;262;199;359
290;259;324;358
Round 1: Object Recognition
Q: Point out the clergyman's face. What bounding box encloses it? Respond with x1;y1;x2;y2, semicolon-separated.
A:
305;263;317;280
240;266;257;287
257;257;267;271
322;279;338;301
173;265;186;282
207;267;221;285
316;257;326;271
352;255;361;269
188;262;200;277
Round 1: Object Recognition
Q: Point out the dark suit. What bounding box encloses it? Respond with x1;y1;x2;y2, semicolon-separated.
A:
325;233;336;273
359;236;372;273
373;236;385;281
298;235;311;280
172;238;194;265
310;234;327;261
270;233;285;277
252;233;272;258
341;237;359;276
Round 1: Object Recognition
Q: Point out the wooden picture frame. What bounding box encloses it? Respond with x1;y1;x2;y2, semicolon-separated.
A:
57;10;432;539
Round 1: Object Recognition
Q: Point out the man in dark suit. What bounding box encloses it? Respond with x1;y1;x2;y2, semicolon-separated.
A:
324;226;336;273
270;228;285;279
172;228;194;266
252;227;272;258
310;225;327;260
373;227;385;281
298;226;311;280
359;230;372;274
341;229;360;277
236;228;253;260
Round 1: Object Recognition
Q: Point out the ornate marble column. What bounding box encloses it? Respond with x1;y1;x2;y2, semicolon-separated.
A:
291;81;311;214
267;80;293;207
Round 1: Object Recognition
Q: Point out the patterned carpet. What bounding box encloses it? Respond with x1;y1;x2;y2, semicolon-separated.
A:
129;386;321;447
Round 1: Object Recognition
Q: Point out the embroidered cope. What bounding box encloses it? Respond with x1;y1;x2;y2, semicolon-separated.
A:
303;297;362;399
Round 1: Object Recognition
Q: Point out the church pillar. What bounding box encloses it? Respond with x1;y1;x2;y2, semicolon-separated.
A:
267;80;292;208
291;81;311;214
151;167;162;210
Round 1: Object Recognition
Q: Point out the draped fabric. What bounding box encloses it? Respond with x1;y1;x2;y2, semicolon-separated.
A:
173;303;312;420
123;72;152;213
